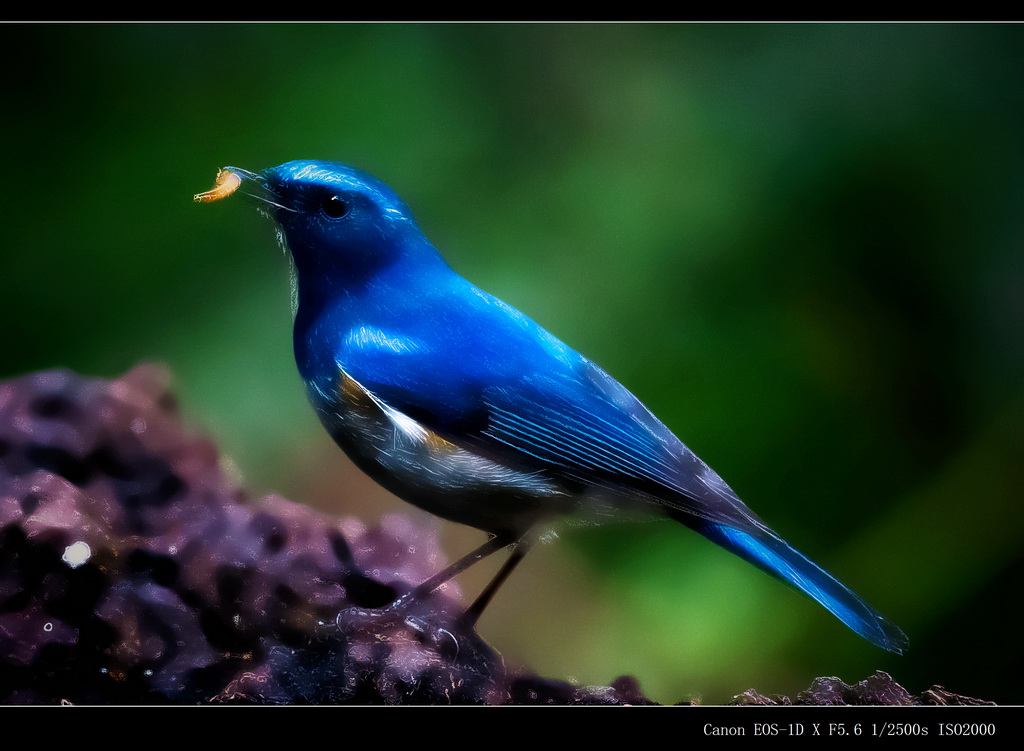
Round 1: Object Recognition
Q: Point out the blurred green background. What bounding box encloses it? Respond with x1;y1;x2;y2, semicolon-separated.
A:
2;23;1022;705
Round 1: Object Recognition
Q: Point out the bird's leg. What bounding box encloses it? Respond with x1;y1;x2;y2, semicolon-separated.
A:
386;530;518;613
459;534;535;629
336;530;527;658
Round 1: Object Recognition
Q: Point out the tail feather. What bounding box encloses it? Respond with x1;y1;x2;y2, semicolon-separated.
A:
696;520;908;654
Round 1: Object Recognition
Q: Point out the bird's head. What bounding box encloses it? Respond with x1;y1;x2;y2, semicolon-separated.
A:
197;160;437;282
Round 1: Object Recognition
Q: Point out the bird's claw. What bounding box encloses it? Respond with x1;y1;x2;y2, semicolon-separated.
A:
333;599;463;660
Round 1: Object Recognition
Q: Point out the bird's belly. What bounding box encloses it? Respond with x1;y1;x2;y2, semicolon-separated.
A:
308;370;572;536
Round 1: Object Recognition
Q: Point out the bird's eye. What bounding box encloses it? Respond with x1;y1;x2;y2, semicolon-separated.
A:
321;195;349;219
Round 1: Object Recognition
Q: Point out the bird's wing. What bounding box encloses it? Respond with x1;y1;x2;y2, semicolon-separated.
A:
475;359;771;533
339;319;768;536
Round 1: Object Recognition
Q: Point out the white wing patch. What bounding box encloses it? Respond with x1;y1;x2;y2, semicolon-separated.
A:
357;376;431;445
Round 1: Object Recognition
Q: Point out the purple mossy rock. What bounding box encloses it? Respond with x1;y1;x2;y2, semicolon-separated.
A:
0;365;503;704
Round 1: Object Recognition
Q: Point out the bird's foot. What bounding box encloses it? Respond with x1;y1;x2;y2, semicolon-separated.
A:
403;614;461;660
327;593;506;694
333;590;468;660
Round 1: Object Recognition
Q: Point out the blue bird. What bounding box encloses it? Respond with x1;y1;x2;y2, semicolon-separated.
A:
196;160;907;653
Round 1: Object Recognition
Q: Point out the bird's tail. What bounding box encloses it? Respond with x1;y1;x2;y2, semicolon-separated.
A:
683;516;908;654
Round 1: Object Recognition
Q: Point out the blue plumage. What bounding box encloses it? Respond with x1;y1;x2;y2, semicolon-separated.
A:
213;160;907;653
